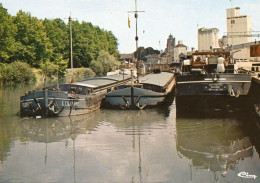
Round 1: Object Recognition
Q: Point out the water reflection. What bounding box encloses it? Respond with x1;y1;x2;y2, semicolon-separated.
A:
1;108;170;183
105;108;169;134
16;111;105;183
104;109;170;183
0;83;48;164
19;112;104;144
176;119;252;180
175;104;260;182
1;83;260;183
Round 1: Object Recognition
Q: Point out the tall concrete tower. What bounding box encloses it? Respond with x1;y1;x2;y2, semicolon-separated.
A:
226;7;252;45
198;28;219;51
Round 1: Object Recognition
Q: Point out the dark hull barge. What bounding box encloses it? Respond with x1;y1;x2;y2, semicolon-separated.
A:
104;71;175;109
20;75;131;117
176;73;251;96
176;51;251;98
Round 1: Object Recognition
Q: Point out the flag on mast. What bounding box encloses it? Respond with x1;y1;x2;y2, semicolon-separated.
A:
128;15;130;28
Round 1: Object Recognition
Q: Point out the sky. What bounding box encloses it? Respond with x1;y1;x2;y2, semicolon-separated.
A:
1;0;260;54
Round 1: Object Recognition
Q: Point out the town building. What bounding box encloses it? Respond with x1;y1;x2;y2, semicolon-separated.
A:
231;41;260;63
165;34;175;56
145;54;160;64
174;41;187;62
119;53;135;63
225;7;258;63
226;7;252;45
120;34;188;65
198;28;219;51
160;53;174;64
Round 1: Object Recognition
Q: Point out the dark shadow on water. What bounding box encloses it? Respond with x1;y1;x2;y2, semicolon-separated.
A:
176;96;251;119
175;95;260;181
175;94;260;160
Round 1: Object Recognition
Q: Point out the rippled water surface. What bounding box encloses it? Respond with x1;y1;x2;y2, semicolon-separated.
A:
0;84;260;183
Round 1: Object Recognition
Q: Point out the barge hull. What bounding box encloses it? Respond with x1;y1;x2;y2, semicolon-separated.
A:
176;74;251;96
20;90;105;117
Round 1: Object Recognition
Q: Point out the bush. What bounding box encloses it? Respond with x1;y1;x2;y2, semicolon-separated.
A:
74;68;96;80
40;57;69;79
0;61;36;84
90;50;120;76
40;61;58;79
89;60;104;76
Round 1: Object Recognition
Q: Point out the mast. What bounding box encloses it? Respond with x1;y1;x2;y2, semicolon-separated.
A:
128;0;145;62
128;0;145;86
128;1;145;107
135;0;138;51
69;13;74;83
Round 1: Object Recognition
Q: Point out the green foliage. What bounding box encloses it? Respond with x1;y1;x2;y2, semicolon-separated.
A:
43;19;69;64
0;61;36;83
134;47;160;61
0;4;120;82
71;21;119;68
40;58;68;79
13;11;52;68
0;3;17;63
53;55;69;78
89;60;104;76
97;50;120;73
40;61;58;79
90;50;120;76
73;68;96;80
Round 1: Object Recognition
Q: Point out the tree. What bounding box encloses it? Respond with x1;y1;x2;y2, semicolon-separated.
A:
43;18;69;63
0;3;17;63
105;31;120;58
96;50;120;73
0;61;36;83
13;10;52;68
71;21;95;68
43;18;69;77
90;50;120;76
134;47;160;61
71;21;120;68
89;60;104;76
0;4;121;76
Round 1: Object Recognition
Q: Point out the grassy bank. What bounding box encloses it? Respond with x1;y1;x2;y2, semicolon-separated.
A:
35;67;96;84
0;62;96;86
0;62;36;85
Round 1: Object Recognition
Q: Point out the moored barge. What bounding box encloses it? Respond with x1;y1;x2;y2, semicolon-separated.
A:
104;65;175;109
176;52;252;104
20;74;131;117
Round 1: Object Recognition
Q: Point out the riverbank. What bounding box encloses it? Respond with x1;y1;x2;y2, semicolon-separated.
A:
0;66;96;87
0;62;36;85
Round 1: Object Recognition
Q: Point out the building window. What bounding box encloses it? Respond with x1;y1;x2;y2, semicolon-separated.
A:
231;20;235;24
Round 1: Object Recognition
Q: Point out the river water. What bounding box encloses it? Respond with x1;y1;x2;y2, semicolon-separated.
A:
0;83;260;183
